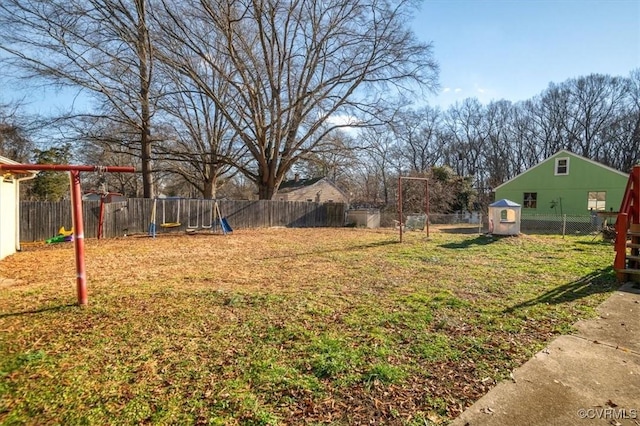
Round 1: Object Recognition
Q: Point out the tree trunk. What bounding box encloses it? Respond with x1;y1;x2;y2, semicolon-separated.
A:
141;129;153;198
258;182;276;200
203;177;216;199
257;167;277;199
137;0;153;198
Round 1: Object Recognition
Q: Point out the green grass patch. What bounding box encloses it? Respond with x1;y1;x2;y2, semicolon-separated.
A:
0;229;618;424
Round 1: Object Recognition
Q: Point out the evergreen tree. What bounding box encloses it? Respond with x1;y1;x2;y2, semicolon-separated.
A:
28;144;72;201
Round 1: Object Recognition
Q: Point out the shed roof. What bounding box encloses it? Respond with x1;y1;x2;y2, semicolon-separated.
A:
489;199;521;208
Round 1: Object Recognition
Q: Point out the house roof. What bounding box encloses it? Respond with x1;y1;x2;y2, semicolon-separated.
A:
493;150;629;191
0;155;38;177
278;176;325;192
277;176;350;200
0;155;22;166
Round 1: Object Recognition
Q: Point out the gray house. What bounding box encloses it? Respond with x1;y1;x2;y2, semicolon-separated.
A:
276;176;348;204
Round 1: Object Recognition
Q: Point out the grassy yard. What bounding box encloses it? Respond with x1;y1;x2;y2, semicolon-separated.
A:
0;228;617;425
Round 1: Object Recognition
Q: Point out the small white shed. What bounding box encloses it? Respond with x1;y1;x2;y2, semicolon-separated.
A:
345;209;380;228
0;156;37;260
488;199;521;236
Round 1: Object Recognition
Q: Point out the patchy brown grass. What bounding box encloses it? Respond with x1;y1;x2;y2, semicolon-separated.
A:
0;228;617;425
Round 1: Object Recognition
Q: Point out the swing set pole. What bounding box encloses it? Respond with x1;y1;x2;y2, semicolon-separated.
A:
69;170;88;305
0;164;134;173
398;176;430;242
0;163;135;306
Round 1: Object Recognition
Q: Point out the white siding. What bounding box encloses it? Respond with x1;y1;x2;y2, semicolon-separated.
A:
0;177;17;259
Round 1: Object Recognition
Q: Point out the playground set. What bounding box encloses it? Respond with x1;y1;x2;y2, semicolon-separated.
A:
397;176;429;242
614;164;640;281
0;163;135;306
148;198;233;237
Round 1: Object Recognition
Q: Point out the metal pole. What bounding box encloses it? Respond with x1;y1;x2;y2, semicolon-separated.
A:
97;195;105;239
0;163;135;307
69;171;88;306
0;164;134;173
398;176;403;243
425;180;430;238
633;166;640;224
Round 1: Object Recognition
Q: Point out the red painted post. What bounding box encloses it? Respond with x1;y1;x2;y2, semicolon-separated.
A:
632;166;640;224
398;176;403;243
398;176;430;242
425;180;429;238
0;164;134;173
614;212;628;284
0;164;135;306
69;170;88;306
0;163;135;306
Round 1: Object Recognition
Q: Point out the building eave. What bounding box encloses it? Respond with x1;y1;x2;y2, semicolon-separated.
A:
0;156;38;177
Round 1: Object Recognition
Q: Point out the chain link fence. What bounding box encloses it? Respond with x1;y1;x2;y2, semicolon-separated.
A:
381;211;611;238
519;214;604;236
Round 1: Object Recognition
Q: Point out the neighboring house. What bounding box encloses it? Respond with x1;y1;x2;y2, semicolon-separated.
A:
0;156;37;260
494;150;629;216
276;175;349;204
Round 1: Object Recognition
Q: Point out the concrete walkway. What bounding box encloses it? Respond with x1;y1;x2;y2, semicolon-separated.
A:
451;282;640;426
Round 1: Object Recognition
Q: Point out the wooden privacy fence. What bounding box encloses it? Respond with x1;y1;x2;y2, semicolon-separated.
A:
19;199;346;242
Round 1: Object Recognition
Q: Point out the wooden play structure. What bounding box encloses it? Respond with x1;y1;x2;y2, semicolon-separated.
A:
614;165;640;282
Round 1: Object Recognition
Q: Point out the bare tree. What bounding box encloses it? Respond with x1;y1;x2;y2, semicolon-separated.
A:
73;116;146;196
600;69;640;172
154;67;248;198
392;106;444;173
510;99;547;171
294;130;359;183
155;0;438;199
482;100;518;188
0;0;157;197
442;98;487;181
357;126;402;206
563;74;628;159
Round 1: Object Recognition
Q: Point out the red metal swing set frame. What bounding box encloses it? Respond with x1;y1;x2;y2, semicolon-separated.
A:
397;176;430;242
0;163;135;306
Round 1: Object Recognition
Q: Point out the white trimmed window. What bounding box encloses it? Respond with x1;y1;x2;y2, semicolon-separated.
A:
587;191;606;211
555;157;569;175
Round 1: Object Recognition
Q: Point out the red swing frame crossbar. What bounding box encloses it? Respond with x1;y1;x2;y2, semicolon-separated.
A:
0;164;135;306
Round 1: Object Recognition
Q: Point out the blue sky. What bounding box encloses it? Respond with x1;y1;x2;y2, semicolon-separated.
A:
3;0;639;114
413;0;640;108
